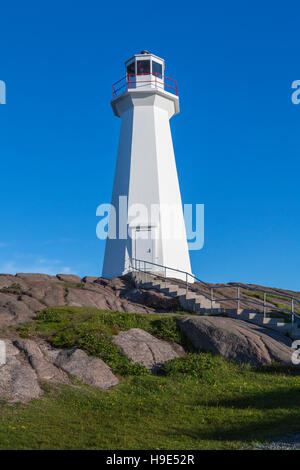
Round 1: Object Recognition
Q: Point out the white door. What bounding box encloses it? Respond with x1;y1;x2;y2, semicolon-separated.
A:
134;228;154;268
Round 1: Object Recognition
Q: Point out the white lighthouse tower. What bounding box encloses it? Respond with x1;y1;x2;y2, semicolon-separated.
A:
102;51;192;282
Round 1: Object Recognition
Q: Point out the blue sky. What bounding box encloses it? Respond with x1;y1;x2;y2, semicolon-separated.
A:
0;1;299;290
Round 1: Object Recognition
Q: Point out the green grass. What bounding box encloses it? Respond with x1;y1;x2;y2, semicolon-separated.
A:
18;306;183;341
0;306;298;449
17;306;188;376
1;357;300;449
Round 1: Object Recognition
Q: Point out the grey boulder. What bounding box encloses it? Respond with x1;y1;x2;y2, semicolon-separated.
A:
0;340;42;403
112;328;185;371
0;338;119;403
14;339;69;383
178;316;294;366
54;347;119;389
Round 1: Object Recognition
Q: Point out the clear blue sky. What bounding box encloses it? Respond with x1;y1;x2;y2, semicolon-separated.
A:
0;1;299;290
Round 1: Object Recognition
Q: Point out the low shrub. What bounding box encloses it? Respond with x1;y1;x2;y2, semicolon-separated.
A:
159;352;217;378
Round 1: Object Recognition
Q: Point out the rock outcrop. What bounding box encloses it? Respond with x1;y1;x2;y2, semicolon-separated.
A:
14;339;69;383
178;316;293;366
54;348;119;390
0;274;178;326
56;274;82;283
1;271;298;403
112;328;185;371
0;340;43;403
0;339;119;403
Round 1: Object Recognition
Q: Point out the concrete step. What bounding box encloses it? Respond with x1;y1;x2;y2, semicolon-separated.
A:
179;292;217;304
233;314;293;333
177;300;205;313
237;312;271;321
160;287;187;297
190;295;211;305
228;311;287;327
194;303;223;314
178;293;204;303
140;281;166;289
176;296;194;311
177;294;216;310
225;309;257;315
236;311;292;326
140;279;181;290
248;313;261;320
245;316;286;326
183;292;202;300
137;274;221;312
154;283;176;291
258;318;284;325
271;323;293;331
179;295;203;309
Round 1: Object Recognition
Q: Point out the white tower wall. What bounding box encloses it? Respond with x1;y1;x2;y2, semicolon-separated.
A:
102;54;192;282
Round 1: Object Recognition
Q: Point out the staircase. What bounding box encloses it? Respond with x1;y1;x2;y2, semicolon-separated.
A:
130;270;300;339
132;271;222;314
227;310;297;336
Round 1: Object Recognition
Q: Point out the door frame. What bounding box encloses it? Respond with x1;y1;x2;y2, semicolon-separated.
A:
129;224;157;270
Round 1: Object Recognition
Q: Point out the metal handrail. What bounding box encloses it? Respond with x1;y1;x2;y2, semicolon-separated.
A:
130;257;300;325
112;72;178;98
130;258;212;303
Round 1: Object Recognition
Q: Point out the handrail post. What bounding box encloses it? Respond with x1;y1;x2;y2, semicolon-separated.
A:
237;286;240;313
292;299;295;326
211;288;214;314
263;292;267;318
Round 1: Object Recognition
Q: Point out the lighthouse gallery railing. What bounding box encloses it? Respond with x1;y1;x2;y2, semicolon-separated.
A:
112;73;178;98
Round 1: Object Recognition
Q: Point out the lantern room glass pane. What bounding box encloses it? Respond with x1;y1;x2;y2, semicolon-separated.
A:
152;61;162;77
127;62;135;80
137;60;150;75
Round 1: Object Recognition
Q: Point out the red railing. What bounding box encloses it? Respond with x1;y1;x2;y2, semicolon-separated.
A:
112;73;178;98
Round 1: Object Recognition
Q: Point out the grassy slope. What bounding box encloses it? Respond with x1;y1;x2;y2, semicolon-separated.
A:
1;307;300;450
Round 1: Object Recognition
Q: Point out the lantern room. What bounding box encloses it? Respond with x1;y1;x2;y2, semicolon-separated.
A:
125;51;165;91
112;51;178;98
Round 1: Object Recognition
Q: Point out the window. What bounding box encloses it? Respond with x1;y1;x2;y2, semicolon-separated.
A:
137;60;150;75
152;61;162;77
127;62;135;79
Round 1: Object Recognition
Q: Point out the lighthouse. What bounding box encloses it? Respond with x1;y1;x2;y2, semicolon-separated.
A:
102;51;192;282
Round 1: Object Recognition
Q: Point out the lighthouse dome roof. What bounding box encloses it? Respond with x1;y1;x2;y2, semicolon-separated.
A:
125;51;165;67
